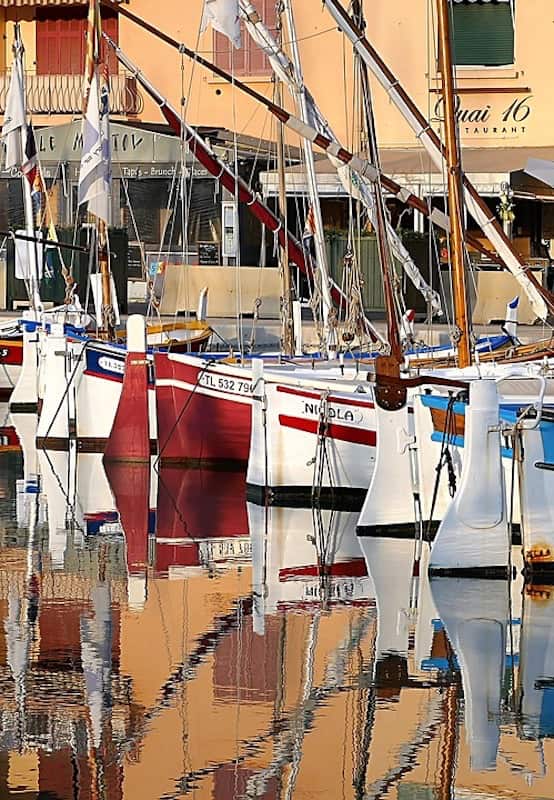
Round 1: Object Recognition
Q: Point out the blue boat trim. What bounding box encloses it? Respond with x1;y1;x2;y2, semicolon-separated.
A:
429;431;513;459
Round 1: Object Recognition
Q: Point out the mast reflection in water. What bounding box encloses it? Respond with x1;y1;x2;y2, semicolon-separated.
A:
0;407;553;799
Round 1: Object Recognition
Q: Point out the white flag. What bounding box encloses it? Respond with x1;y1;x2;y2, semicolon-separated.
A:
2;40;26;170
201;0;241;49
78;68;111;224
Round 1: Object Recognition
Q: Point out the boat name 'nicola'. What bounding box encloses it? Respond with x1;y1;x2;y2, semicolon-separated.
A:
303;401;361;424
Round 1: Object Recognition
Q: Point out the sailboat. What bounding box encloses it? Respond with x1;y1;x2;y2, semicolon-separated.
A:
103;0;554;484
350;0;554;576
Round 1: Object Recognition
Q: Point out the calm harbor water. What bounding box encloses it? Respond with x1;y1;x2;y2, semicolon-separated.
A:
0;405;553;799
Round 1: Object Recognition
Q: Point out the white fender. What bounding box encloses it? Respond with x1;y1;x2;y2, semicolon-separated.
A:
430;380;508;574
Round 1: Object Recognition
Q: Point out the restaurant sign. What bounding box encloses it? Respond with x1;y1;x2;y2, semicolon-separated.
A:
434;94;533;137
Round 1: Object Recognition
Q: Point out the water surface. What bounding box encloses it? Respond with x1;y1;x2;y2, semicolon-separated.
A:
0;409;552;799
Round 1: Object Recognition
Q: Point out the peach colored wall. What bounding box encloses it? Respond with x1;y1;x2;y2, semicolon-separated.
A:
118;0;553;150
2;2;552;152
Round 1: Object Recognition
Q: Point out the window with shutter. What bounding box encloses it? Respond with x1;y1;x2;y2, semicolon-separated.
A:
214;0;277;76
36;8;119;76
452;1;515;67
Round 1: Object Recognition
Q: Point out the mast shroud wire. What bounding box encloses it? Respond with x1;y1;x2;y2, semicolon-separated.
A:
321;0;554;323
104;33;384;344
100;0;498;272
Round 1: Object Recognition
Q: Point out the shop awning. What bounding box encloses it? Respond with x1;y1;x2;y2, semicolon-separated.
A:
509;158;554;200
523;158;554;190
260;146;554;200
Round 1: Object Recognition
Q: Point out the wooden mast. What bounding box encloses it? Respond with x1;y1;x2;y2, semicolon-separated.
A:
436;0;471;368
98;224;114;340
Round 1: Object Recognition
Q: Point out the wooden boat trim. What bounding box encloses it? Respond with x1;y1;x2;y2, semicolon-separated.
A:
430;407;465;439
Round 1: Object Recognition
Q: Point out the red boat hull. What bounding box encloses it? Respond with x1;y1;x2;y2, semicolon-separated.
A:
155;353;252;465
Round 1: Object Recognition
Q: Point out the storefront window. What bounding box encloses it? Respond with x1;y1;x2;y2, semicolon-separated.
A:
120;179;170;246
0;180;25;231
120;177;221;260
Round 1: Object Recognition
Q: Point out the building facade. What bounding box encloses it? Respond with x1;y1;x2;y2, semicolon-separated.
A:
0;1;553;308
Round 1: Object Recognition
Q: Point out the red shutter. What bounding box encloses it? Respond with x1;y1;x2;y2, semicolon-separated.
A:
36;8;118;76
214;30;231;71
37;13;85;74
213;0;272;76
263;0;277;30
100;13;119;76
214;28;245;73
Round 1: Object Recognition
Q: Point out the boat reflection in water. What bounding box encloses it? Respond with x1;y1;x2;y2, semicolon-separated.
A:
1;446;554;798
248;503;374;633
518;583;554;742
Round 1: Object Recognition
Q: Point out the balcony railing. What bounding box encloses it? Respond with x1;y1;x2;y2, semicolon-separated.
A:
0;72;143;116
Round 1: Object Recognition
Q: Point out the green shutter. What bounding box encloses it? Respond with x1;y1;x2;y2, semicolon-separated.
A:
452;5;514;66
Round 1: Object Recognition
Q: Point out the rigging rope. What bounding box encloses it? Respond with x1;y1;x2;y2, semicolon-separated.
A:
425;391;464;539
